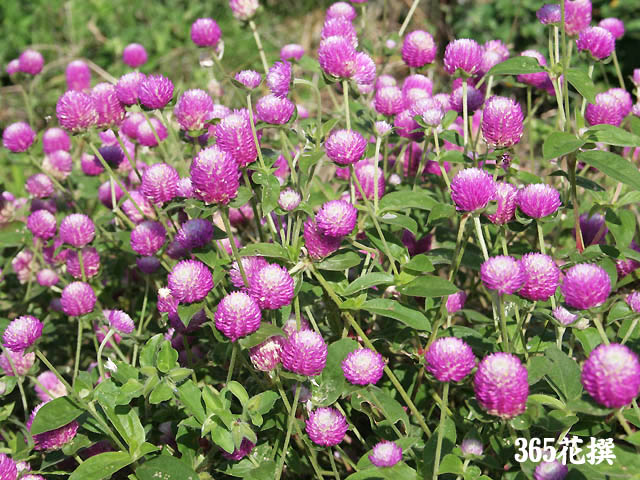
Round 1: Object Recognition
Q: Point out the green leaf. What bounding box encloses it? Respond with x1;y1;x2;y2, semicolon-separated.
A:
403;254;435;273
240;242;289;260
252;171;280;215
351;386;410;433
378;190;437;212
0;226;25;247
29;397;83;435
359;298;430;331
157;340;179;373
542;131;585;160
566;68;597;103
96;386;146;456
486;56;545;76
312;338;359;407
136;454;198;480
397;276;459;297
544;346;583;402
238;323;286;348
584;124;640;147
177;301;205;329
379;213;418;235
247;391;280;415
149;381;174;404
68;451;133;480
438;454;464;475
139;334;164;368
177;380;206;424
227;381;249;407
574;328;602;356
578;150;640;192
342;273;394;296
209;420;235;453
316;251;362;271
605;208;636;250
423;417;456;478
229;186;253;208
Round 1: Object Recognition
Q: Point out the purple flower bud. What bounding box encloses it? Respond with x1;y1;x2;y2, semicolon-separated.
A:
450;167;497;212
122;43;147;68
341;348;385;385
460;437;483;457
266;61;292;97
27;210;57;239
474;352;528;418
215;109;257;167
479;40;509;76
582;343;640;408
137;117;168;147
278;188;301;211
191;18;222;47
485;182;517;225
141;163;179;204
215;291;262;342
2;122;36;153
533;460;568;480
374;86;404;116
553;306;578;326
255;94;295;124
56;91;98;131
576;26;615;60
42;128;71;154
425;337;476;382
633;69;640;87
168;260;213;303
0;350;35;376
401;30;437;68
280;44;305;61
130;221;166;256
355;159;384;200
35;371;67;402
450;84;484;114
139;74;174;109
61;281;97;316
27;403;79;450
6;59;19;75
65;60;91;91
37;268;59;287
175;219;214;251
565;0;592;37
249;263;294;310
2;315;43;352
517;184;561;218
103;309;135;335
481;96;524;148
578;213;606;246
326;2;356;21
18;49;44;75
60;214;95;247
444;39;483;76
235;70;262;90
561;263;611;309
221;437;255;461
175;89;214;131
318;36;357;79
282;330;328;376
115;72;145;105
626;292;640;313
304;217;342;259
599;18;625;40
536;4;561;25
306;407;347;446
325;129;367;165
585;92;625;127
316;199;357;237
444;291;467;314
481;255;526;295
136;256;161;274
229;0;259;21
369;441;402;467
518;253;560;301
190;145;239;205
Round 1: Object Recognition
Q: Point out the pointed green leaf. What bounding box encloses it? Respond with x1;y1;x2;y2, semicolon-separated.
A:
359;298;430;331
486;56;545;76
578;150;640;191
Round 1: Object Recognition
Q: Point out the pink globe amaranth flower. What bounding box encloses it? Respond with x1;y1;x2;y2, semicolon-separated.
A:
215;109;257;167
65;60;91;91
533;460;568;480
481;255;526;295
169;260;214;303
122;43;147;67
34;371;67;402
283;314;311;337
516;50;549;88
626;291;640;313
537;4;561;25
60;213;95;247
191;18;221;47
306;407;348;446
190;145;240;205
585;92;625;127
280;43;305;61
376;75;397;90
576;26;615;61
318;35;357;79
474;352;528;418
229;0;259;21
249;263;294;310
450;84;484;114
369;440;402;467
582;343;640;408
413;99;444;128
450;167;497;212
479;40;509;76
250;336;285;372
115;72;145;105
235;70;262;89
401;30;437;68
518;253;560;302
374;120;392;137
326;1;356;20
565;0;592;37
278;188;301;211
27;403;79;450
321;17;358;47
255;94;295;125
175;89;214;132
56;90;98;131
139;74;174;109
353;52;376;87
517;184;561;219
18;49;44;75
374;86;404;116
316;200;357;237
355;159;384;200
157;287;178;314
6;58;19;75
444;39;483;76
282;329;329;377
221;437;255;461
43;150;73;180
215;291;262;342
326;129;367;165
266;61;292;97
105;309;135;334
37;268;59;287
481;96;524;148
12;249;36;284
121;112;145;138
485;182;517;225
141;163;179;204
130;220;166;256
229;256;268;289
2;122;36;153
0;454;16;480
61;281;96;316
0;350;35;376
137;117;168;147
599;17;624;40
425;337;476;382
578;212;607;245
403;73;433;97
401;230;431;257
607;88;633;117
460;437;483;457
92;83;125;128
304;217;342;259
2;315;43;352
97;180;124;208
561;263;611;310
553;306;578;326
27;210;57;240
176;177;194;198
617;242;640;278
341;348;385;385
175;218;214;251
394;110;423;141
42;127;71;154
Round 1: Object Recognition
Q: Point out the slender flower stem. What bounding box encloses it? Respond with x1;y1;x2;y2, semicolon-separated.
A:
115;134;142;183
473;215;489;261
221;207;249;288
248;20;269;76
398;0;421;36
615;410;634;437
433;129;450;190
536;220;547;255
622;318;639;345
294;78;323;148
484;76;494;100
462;79;469;149
611;50;625;89
329;448;341;480
343;79;351;131
497;293;510;352
527;87;534;168
97;329;115;381
77;248;87;283
275;383;300;480
226;343;238;385
73;318;84;386
593;317;610;345
373;136;382;213
567;155;584;252
131;278;149;367
432;382;450;480
560;0;571;132
246;93;266;170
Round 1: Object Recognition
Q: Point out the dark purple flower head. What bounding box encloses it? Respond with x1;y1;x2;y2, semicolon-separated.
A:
136;256;161;274
139;74;174;109
582;343;640;408
61;281;97;316
280;44;305;61
318;35;357;79
266;61;292;97
585;92;625;126
18;49;44;75
235;70;262;90
536;4;561;25
56;90;98;131
65;60;91;91
450;167;497;212
374;86;404;116
485;182;517;225
325;129;366;165
215;109;257;167
105;309;135;334
66;247;100;279
122;43;147;68
175;89;214;131
326;1;357;20
341;348;385;385
450;84;484;114
576;26;615;61
282;330;328;376
518;253;560;301
565;0;592;37
425;337;476;382
60;213;95;247
321;17;358;47
130;220;166;256
561;263;611;309
27;210;57;239
444;39;483;76
534;460;568;480
168;260;213;303
304;218;342;259
316;199;357;237
306;407;347;446
215;291;262;342
402;30;437;68
599;17;625;40
2;122;36;153
190;145;240;205
116;72;146;105
3;315;43;352
369;441;402;467
474;352;528;418
191;18;222;47
229;0;259;21
579;213;607;246
481;255;526;295
517;184;561;218
255;94;295;124
175;218;214;251
482;96;524;148
517;50;549;88
141;163;179;204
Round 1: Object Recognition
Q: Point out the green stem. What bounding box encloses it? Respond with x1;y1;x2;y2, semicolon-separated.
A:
432;382;450;480
373;136;382;213
497;293;510;353
1;346;28;421
593;317;610;345
131;278;149;367
294;78;323;148
343;79;351;131
611;50;625;90
329;448;341;480
615;409;634;437
72;318;84;387
275;383;301;480
567;155;584;252
226;343;238;385
473;215;489;261
221;207;250;288
248;20;269;76
433;129;450;190
462;79;469;149
246;93;266;170
537;220;546;255
527;86;533;168
97;329;115;381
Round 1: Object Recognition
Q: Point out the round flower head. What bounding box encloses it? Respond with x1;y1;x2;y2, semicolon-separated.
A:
278;188;301;211
229;0;259;21
61;281;96;316
65;60;91;91
355;159;385;200
282;330;328;376
6;59;19;75
168;260;214;303
43;150;73;180
460;437;483;457
27;403;79;450
2;122;36;153
266;61;292;97
444;39;483;76
255;94;295;124
175;89;214;132
599;17;624;40
37;269;59;287
215;109;257;167
565;0;592;37
369;441;402;467
249;263;294;310
122;43;147;67
517;184;561;219
34;371;67;402
18;49;44;75
3;315;43;352
581;343;640;408
191;18;221;47
485;182;517;225
374;120;392;137
304;218;342;259
215;291;262;342
137;257;160;274
42;127;71;154
394;110;423;141
175;219;214;251
280;43;305;61
115;72;145;106
516;50;549;88
325;129;366;165
106;309;135;335
235;70;262;89
553;306;578;326
445;291;467;314
474;352;528;418
0;454;16;480
607;88;633;117
401;30;437;68
139;74;174;109
229;256;268;289
157;287;178;314
518;253;560;301
91;83;125;128
321;17;358;47
306;407;348;446
450;84;484;114
282;315;311;337
130;221;166;256
479;40;510;76
482;96;524;148
0;350;35;376
579;213;607;245
66;248;100;279
450;167;497;212
56;90;98;131
95;144;124;170
403;73;433;98
318;35;357;79
533;460;568;480
626;292;640;313
537;4;561;25
60;213;95;247
120;112;144;139
27;210;57;240
136;117;168;147
122;190;156;224
353;52;376;87
481;255;526;295
561;263;611;309
576;26;615;60
585;92;624;127
141;163;179;204
341;348;385;385
221;437;255;461
425;337;476;382
250;336;285;371
190;145;239;204
316;200;357;237
374;86;404;116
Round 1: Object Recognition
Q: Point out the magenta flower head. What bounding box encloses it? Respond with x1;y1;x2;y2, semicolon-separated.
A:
479;40;509;76
139;74;174;109
474;352;528;418
401;30;437;68
229;256;268;289
517;184;561;219
235;70;262;90
0;454;17;480
35;371;67;402
215;109;257;167
130;221;166;256
190;145;240;204
121;112;145;138
91;83;125;128
18;49;44;75
278;188;301;211
585;92;624;127
553;306;578;326
450;84;485;114
326;2;356;20
115;72;145;106
581;343;640;408
444;39;483;76
450;167;497;212
485;182;517;225
266;61;292;97
321;17;358;47
316;200;357;237
66;247;100;279
394;109;422;141
168;260;213;303
249;263;295;310
355;160;385;200
61;281;97;316
481;255;526;295
304;218;342;259
105;310;135;335
537;4;561;25
482;96;524;148
517;50;549;88
191;18;221;47
141;163;179;204
280;44;305;61
576;26;615;61
374;86;404;116
534;460;568;480
42;127;71;154
607;88;633;117
60;213;95;247
425;337;476;382
369;441;402;467
325;129;366;165
565;0;592;36
561;263;611;310
56;90;98;131
27;403;79;450
256;94;295;124
215;291;262;342
306;407;348;446
136;117;168;147
626;292;640;313
65;60;91;91
2;122;36;153
250;336;285;371
599;18;624;40
175;89;214;132
229;0;259;21
175;218;214;251
318;35;357;79
446;291;467;314
518;253;560;302
403;73;433;97
353;52;376;88
6;59;19;75
0;349;35;376
37;269;59;287
282;330;328;376
42;150;72;180
27;210;57;240
3;315;43;352
341;348;385;385
122;43;147;68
